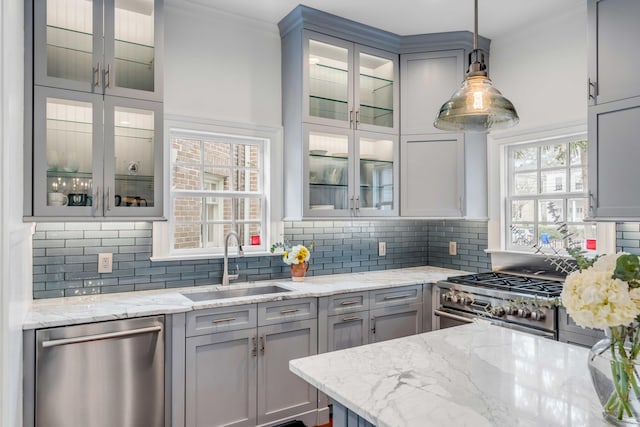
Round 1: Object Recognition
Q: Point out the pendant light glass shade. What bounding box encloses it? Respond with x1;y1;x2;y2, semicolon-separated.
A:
433;0;519;132
433;75;519;132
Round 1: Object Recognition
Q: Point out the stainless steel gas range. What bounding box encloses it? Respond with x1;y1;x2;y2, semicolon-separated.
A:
434;272;563;339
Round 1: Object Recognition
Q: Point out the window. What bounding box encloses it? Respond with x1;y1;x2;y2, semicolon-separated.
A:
506;136;596;252
170;130;267;255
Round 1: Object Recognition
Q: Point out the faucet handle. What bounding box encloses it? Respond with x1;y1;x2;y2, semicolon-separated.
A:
238;245;244;256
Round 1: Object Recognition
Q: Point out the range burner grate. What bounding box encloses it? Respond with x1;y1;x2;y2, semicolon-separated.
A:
446;272;563;298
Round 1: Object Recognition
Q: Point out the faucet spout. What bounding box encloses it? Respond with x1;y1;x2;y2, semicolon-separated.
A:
222;231;243;286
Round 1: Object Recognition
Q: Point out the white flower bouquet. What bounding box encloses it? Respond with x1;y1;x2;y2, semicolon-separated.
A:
561;252;640;421
270;241;314;265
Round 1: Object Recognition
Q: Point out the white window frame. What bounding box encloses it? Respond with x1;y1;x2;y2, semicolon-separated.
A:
505;135;591;253
486;123;616;257
152;117;283;261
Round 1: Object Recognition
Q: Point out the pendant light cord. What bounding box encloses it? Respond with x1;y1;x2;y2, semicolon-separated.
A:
474;0;478;50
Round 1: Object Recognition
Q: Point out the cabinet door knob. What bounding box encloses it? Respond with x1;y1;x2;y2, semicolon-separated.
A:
355;110;360;128
259;335;265;355
349;110;354;129
251;336;257;357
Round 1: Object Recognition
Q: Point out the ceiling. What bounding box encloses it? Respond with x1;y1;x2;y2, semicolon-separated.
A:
183;0;585;39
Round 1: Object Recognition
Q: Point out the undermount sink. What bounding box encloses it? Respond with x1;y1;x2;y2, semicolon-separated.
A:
182;285;292;302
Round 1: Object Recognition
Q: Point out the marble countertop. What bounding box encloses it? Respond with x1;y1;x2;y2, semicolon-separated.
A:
290;321;607;427
23;266;465;329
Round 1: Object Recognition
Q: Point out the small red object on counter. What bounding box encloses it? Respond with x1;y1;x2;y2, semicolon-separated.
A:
586;239;596;250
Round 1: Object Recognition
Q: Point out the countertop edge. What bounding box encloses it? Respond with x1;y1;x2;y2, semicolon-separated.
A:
23;266;468;329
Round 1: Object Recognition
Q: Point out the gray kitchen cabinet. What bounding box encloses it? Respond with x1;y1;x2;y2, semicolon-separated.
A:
181;299;319;427
31;86;164;219
324;289;371;353
301;123;399;218
400;134;465;217
300;30;399;134
185;329;257;427
558;306;606;348
587;0;640;106
257;319;318;425
32;0;163;101
587;0;640;219
400;50;464;135
369;285;423;343
280;8;400;220
327;314;369;351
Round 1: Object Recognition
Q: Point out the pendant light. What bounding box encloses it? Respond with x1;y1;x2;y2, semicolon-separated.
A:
433;0;519;132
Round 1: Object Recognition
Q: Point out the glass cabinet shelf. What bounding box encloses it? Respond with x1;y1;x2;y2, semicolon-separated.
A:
47;170;153;182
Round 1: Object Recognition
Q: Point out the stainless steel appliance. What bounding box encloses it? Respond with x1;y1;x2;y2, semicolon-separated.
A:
33;316;165;427
435;272;562;339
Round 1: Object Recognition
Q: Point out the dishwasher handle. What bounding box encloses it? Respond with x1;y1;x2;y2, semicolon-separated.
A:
41;325;162;348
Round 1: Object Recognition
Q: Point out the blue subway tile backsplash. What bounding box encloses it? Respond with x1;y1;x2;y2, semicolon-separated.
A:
31;219;494;299
31;220;640;299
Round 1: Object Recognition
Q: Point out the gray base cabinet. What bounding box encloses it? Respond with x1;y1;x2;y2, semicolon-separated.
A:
182;299;318;427
327;314;370;351
258;319;318;425
558;306;606;348
185;330;256;427
369;305;422;343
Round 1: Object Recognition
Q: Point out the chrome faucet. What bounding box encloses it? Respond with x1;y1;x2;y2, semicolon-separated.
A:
222;231;244;286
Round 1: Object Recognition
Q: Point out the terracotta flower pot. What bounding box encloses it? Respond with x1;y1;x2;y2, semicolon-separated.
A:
290;261;309;282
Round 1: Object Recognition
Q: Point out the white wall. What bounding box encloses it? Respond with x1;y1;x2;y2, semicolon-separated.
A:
1;1;33;426
163;2;282;127
489;4;587;133
486;4;588;251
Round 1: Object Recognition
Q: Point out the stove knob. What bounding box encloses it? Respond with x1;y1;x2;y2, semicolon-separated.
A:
506;306;519;316
492;306;506;317
443;292;454;302
518;307;532;318
531;310;546;321
451;293;461;304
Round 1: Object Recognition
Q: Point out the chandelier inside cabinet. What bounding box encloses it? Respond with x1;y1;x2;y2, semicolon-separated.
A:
433;0;519;132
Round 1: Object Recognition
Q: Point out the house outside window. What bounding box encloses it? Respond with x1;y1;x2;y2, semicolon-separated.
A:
170;130;266;255
506;136;596;252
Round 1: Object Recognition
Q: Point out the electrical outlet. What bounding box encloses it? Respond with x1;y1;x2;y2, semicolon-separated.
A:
449;241;457;256
378;241;386;257
98;253;113;273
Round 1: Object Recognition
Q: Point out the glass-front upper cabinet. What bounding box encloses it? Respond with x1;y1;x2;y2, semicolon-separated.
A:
103;97;163;216
304;31;398;134
304;124;398;217
33;0;163;100
356;133;397;215
32;86;163;218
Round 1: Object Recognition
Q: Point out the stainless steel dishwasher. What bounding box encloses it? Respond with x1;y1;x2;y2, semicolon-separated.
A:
34;316;165;427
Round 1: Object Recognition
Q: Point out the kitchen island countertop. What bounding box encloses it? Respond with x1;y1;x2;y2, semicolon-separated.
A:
290;321;607;427
23;266;465;329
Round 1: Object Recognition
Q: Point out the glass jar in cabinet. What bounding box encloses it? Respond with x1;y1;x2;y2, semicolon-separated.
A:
33;0;163;101
304;31;398;134
32;86;163;218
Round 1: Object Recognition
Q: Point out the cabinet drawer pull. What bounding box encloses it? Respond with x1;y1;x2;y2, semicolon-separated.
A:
340;300;359;306
341;316;361;322
280;308;301;315
211;317;236;324
383;294;412;301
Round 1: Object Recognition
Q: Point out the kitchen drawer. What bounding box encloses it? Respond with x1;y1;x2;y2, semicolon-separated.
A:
327;291;369;316
186;304;257;337
258;298;317;326
370;285;422;308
